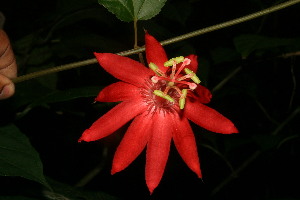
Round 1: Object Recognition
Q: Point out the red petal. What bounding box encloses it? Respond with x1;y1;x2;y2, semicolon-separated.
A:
94;53;153;86
111;112;152;174
78;100;147;142
145;32;168;73
185;100;239;134
185;54;198;73
173;116;202;178
193;85;212;104
145;112;173;194
96;81;140;102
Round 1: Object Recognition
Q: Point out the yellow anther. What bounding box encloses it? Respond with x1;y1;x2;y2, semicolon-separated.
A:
149;62;158;71
164;60;174;67
149;63;162;76
153;90;175;103
184;68;201;84
182;89;188;97
179;89;188;109
173;56;184;63
164;56;185;67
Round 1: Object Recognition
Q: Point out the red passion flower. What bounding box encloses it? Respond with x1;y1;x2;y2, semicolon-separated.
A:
79;33;238;193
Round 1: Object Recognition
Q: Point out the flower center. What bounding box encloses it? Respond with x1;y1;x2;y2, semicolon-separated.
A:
148;56;201;109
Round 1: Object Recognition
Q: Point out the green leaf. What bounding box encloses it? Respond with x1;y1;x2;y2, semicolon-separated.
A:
0;124;51;189
98;0;167;22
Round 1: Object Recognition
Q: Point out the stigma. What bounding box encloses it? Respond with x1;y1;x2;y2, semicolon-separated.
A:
149;56;201;109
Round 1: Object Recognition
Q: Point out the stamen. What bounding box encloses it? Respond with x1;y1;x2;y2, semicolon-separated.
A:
174;58;192;78
173;86;183;95
184;68;201;84
174;56;185;63
151;76;159;83
149;62;158;72
176;74;193;81
167;82;175;87
151;76;173;82
149;62;165;76
169;60;177;80
163;86;171;95
153;90;175;103
168;80;197;89
188;83;197;90
150;56;201;110
164;56;185;67
179;89;188;109
183;58;191;65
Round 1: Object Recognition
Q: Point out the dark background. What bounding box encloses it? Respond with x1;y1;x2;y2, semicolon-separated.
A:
1;0;300;199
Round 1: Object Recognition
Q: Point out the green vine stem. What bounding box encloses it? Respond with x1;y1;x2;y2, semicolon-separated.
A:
134;18;138;49
133;17;146;65
12;0;300;84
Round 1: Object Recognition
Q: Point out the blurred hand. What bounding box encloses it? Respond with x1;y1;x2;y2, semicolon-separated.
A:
0;29;17;100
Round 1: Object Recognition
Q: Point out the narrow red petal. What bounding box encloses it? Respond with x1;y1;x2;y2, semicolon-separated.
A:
145;112;173;194
185;100;239;134
96;81;140;102
78;100;147;142
145;32;168;73
111;112;152;174
173;116;202;178
94;53;153;86
193;85;212;104
185;54;198;73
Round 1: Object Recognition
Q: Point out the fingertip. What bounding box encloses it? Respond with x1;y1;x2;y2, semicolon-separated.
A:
0;83;15;100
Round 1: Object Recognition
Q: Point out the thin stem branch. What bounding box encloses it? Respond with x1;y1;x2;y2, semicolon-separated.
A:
211;150;261;196
280;51;300;58
12;0;300;84
160;0;300;46
75;147;108;187
134;18;138;49
288;57;297;111
201;143;236;176
271;106;300;136
254;99;279;125
133;18;145;65
212;66;242;93
13;58;98;83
